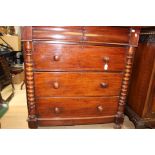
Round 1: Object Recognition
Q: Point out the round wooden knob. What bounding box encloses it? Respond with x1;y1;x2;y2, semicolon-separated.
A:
53;55;60;61
100;82;108;88
53;82;59;89
54;107;60;114
97;105;103;112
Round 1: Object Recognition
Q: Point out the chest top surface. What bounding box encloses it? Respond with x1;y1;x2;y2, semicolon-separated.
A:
21;26;140;47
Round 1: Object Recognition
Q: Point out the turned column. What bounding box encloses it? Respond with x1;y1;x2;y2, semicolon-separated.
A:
23;41;38;128
115;46;136;128
21;26;38;128
114;27;140;128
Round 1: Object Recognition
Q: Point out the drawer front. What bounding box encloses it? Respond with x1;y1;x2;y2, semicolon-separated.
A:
32;26;83;41
36;97;118;118
32;26;130;44
33;43;127;71
34;72;123;97
84;26;129;44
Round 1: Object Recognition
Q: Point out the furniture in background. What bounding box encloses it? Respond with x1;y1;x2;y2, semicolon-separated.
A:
21;26;140;129
0;27;20;128
0;33;14;101
0;52;14;128
0;54;12;89
126;27;155;128
10;65;24;88
1;30;24;88
0;52;14;99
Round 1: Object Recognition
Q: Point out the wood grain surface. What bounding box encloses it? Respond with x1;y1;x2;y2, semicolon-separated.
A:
34;72;123;97
32;26;130;44
36;97;118;118
33;43;127;71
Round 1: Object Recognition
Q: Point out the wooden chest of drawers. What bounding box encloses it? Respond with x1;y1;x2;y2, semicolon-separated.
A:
21;26;140;128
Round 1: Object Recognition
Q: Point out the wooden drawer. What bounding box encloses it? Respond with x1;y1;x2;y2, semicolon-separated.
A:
33;43;127;71
32;26;130;44
32;26;83;41
34;72;123;97
84;26;130;44
36;97;118;118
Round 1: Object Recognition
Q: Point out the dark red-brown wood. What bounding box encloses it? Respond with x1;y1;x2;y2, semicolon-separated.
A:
36;97;118;118
21;26;140;128
32;26;140;46
83;26;129;44
126;27;155;128
34;72;123;97
23;41;38;128
32;26;83;42
33;43;127;71
37;116;115;126
21;26;32;41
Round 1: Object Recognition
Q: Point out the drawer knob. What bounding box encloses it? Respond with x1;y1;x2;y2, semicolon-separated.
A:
103;57;109;70
53;82;59;89
53;55;60;61
100;82;108;88
54;107;60;114
97;105;104;112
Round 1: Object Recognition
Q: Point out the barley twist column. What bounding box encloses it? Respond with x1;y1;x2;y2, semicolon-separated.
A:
24;41;38;128
114;46;135;128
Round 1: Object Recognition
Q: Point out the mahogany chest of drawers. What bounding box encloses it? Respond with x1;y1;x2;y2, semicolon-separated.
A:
21;26;140;128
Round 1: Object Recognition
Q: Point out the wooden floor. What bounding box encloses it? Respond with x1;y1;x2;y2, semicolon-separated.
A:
1;83;135;129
